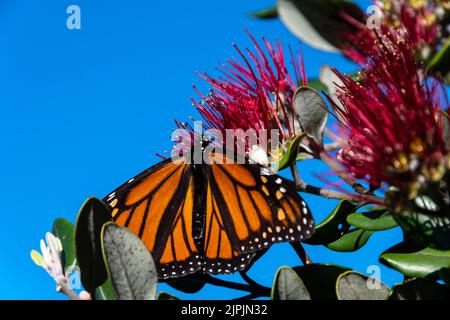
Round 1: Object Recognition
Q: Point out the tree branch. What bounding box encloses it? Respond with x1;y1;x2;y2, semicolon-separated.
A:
290;162;353;200
290;242;312;265
204;275;271;298
318;152;385;204
57;279;80;300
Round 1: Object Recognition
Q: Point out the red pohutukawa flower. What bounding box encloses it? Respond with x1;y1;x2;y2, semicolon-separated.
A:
342;0;441;63
329;27;449;192
188;32;307;159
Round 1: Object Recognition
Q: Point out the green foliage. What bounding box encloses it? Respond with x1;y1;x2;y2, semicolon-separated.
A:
75;197;111;293
248;6;278;19
276;135;303;171
304;79;326;92
394;202;450;250
52;218;77;274
326;229;373;252
292;86;328;147
101;223;158;300
277;0;363;52
158;292;180;300
293;264;349;300
272;266;311;300
427;39;450;83
347;210;397;231
380;241;450;278
305;200;355;245
336;271;390;300
95;279;117;300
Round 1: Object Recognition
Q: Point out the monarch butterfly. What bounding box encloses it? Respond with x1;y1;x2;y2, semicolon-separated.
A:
103;148;314;279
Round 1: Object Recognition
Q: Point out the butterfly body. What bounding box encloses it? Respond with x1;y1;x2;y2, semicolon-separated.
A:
104;151;314;279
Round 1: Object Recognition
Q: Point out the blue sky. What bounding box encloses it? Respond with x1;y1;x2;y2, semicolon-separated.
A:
0;0;405;299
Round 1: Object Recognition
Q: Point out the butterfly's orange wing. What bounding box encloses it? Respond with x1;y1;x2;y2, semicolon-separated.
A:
103;158;202;279
200;152;314;274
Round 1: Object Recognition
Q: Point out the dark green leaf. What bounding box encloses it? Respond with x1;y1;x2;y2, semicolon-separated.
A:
95;279;117;300
336;271;390;300
248;6;278;19
292;86;328;146
347;211;397;231
380;241;450;278
276;135;303;171
277;0;364;52
395;196;450;250
389;278;450;300
75;197;111;293
272;266;311;300
158;292;180;300
102;223;158;300
166;273;207;294
326;229;373;252
304;200;356;245
306;79;326;92
293;264;349;300
427;39;450;83
52;218;77;274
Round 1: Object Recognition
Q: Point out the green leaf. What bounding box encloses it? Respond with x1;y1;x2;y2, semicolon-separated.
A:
277;0;364;52
293;264;349;300
166;274;207;294
158;292;180;300
304;200;356;245
326;229;373;252
292;86;328;147
347;211;397;231
427;38;450;83
336;271;390;300
95;279;118;300
248;6;278;19
394;196;450;250
75;197;111;293
101;223;158;300
272;266;311;300
389;278;450;300
380;241;450;278
275;135;303;171
52;218;77;274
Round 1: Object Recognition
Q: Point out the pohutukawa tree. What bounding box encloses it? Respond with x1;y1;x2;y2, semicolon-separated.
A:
32;0;450;300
